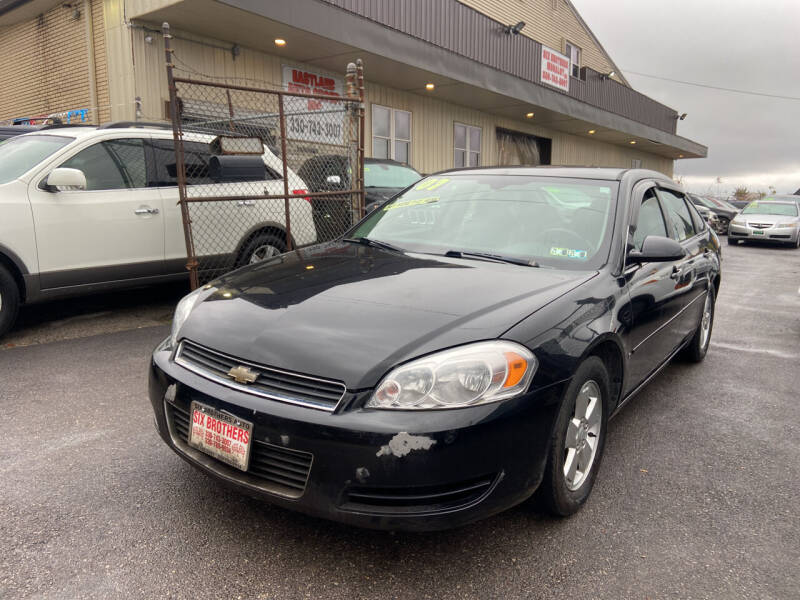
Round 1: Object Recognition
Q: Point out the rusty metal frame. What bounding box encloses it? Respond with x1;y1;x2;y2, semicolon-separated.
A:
163;26;364;289
163;22;199;290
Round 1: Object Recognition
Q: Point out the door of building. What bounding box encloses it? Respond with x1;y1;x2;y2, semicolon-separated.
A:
496;128;552;166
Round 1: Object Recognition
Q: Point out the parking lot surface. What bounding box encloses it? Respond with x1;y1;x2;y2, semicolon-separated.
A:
1;242;798;599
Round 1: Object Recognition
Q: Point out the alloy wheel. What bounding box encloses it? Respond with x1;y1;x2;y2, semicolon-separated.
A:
249;244;280;264
699;292;713;350
564;380;602;491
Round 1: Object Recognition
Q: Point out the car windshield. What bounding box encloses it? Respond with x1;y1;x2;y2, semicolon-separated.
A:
365;162;421;188
0;134;74;185
351;174;618;270
741;202;798;216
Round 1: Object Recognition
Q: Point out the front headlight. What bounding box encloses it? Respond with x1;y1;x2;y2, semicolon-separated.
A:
366;341;537;410
731;217;745;225
169;286;216;348
777;221;798;228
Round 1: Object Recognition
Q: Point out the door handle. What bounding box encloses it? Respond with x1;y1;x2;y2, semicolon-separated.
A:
134;207;159;215
237;200;255;207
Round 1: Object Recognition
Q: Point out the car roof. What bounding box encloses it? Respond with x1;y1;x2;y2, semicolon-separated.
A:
430;165;672;183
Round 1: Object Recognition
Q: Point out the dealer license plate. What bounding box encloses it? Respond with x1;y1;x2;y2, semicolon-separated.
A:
188;401;253;471
752;230;764;235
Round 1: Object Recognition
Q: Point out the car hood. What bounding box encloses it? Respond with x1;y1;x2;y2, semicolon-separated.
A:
178;242;596;389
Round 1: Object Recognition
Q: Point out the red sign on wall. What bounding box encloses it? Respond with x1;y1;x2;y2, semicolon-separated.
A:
540;46;570;93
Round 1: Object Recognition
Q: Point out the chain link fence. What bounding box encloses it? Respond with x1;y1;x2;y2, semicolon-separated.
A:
163;24;365;288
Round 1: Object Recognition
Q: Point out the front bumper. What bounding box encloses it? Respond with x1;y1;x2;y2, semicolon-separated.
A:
729;222;800;243
148;343;563;531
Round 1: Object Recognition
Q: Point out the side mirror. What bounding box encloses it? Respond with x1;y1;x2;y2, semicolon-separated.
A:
45;168;87;191
627;235;685;263
325;174;342;185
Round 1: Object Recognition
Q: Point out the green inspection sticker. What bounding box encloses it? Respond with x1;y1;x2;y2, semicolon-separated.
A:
550;247;588;259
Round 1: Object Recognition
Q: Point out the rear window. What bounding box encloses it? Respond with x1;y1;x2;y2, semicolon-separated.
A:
150;139;280;186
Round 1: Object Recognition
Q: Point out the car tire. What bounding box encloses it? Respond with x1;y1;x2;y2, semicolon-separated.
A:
0;264;21;339
539;356;610;517
682;284;715;363
727;236;738;246
717;216;729;235
236;232;287;267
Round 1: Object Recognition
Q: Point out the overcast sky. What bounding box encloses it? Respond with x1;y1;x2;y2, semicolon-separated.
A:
570;0;800;196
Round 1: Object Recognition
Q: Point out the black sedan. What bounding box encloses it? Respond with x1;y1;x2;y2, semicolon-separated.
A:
149;167;721;531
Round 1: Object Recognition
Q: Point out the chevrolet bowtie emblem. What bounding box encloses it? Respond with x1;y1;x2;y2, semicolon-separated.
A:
226;365;259;384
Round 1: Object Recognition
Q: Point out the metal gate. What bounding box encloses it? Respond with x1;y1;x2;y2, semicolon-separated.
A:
163;23;365;289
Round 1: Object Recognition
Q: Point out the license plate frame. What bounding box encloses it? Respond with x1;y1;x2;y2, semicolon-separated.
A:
752;229;764;236
188;401;253;471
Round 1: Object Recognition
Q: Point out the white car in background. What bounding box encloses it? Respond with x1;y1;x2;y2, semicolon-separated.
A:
728;198;800;248
0;123;315;337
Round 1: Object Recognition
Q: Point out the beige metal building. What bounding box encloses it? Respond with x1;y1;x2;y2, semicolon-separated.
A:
0;0;706;176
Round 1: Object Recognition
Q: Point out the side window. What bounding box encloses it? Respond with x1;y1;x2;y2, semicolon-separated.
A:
687;201;707;232
61;139;146;190
149;139;279;186
632;188;668;251
659;188;696;241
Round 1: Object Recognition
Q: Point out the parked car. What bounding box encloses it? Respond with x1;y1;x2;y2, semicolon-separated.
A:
694;204;720;231
0;123;314;337
688;193;737;235
728;198;800;247
297;156;421;241
150;167;721;531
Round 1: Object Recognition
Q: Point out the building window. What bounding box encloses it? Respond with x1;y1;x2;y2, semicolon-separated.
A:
454;123;481;167
631;159;642;168
566;42;581;78
372;104;411;163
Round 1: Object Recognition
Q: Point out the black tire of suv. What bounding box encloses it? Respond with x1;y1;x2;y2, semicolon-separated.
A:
537;356;610;517
0;264;20;339
717;217;729;235
236;232;287;267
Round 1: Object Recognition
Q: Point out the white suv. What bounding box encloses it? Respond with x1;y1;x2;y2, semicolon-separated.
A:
0;123;316;337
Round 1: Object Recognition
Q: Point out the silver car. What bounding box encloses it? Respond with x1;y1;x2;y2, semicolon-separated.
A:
728;198;800;248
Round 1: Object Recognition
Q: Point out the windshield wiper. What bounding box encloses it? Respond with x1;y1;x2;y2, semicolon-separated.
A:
343;237;405;253
443;250;539;267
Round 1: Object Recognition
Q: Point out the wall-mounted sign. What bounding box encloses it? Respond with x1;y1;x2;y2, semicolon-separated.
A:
282;65;345;144
540;46;570;93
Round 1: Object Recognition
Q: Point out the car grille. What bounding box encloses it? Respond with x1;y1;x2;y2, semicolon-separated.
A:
748;222;772;229
342;474;497;515
169;400;313;497
175;340;346;411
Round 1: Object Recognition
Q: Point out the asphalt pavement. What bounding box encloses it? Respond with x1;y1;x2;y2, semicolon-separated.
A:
1;241;798;599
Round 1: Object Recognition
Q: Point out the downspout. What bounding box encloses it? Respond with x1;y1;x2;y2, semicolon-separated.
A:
83;0;100;123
